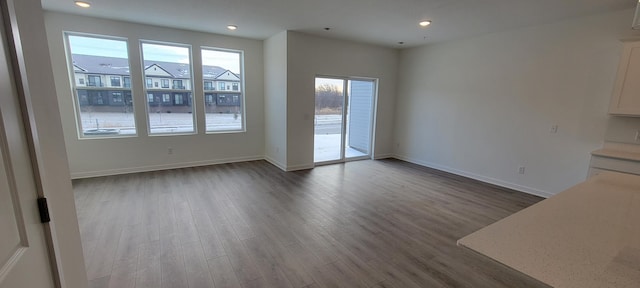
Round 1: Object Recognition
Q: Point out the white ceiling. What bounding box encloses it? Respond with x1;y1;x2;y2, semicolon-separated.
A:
41;0;636;48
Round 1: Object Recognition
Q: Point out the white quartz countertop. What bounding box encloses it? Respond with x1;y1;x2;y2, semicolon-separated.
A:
457;172;640;288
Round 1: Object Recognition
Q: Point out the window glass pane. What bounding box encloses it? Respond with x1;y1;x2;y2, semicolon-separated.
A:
67;34;136;137
202;48;243;132
141;42;194;134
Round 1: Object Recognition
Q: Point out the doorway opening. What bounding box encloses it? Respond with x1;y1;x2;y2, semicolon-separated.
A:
314;76;376;164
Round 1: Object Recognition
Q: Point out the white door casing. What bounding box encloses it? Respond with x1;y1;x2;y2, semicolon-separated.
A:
0;2;56;287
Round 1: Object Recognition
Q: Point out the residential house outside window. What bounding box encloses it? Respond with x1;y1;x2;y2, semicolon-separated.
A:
123;76;131;88
218;82;225;91
232;83;238;91
146;77;153;88
65;34;137;137
161;79;169;88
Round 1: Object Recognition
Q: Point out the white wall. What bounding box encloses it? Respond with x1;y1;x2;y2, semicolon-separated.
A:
286;32;398;169
395;8;640;197
263;31;288;169
11;1;86;287
44;12;265;178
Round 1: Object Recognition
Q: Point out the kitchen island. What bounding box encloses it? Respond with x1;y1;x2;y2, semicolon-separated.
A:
458;172;640;287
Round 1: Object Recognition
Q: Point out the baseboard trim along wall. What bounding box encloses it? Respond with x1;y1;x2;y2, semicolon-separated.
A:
71;153;552;200
70;155;264;179
373;153;394;160
264;155;287;171
286;163;315;172
393;155;553;199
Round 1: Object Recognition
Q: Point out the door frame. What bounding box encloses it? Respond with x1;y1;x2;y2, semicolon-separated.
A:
1;0;87;287
0;0;61;286
313;75;378;166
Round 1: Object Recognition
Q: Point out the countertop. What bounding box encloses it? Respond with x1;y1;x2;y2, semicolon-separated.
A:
457;172;640;288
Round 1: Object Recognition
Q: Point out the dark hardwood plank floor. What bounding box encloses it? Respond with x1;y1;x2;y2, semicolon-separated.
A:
73;159;543;288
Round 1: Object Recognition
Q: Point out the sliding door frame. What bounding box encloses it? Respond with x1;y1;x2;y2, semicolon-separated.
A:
314;74;378;166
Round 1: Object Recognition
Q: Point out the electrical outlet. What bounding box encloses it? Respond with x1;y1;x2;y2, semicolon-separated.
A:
168;147;173;155
518;166;525;174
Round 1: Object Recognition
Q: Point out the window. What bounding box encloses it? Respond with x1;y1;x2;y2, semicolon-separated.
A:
162;94;171;103
202;48;243;132
146;77;153;88
173;80;184;89
89;91;105;105
204;81;213;90
216;94;241;106
142;42;194;134
66;34;136;137
87;75;101;87
154;82;159;88
110;76;121;87
123;76;131;88
147;93;154;103
161;79;169;88
175;94;184;105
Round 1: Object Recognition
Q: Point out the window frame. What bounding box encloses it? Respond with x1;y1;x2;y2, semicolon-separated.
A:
110;76;121;87
64;32;137;139
201;46;246;134
140;40;196;136
87;75;101;87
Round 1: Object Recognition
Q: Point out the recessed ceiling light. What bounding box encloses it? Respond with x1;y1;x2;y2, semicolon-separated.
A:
227;25;238;31
419;20;432;27
74;1;91;8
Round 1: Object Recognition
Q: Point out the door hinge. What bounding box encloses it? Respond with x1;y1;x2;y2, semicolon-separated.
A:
37;197;51;223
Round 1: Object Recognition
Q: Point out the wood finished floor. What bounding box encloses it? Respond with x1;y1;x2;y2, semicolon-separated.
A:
73;159;543;288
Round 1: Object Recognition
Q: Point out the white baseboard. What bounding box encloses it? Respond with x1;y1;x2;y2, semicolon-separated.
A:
286;163;314;171
70;155;264;179
393;155;553;198
374;153;394;160
264;155;287;171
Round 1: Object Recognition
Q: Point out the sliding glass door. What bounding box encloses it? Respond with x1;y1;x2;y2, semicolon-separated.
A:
314;76;376;164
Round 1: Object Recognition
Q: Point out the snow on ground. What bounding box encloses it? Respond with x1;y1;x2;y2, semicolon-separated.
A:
80;112;241;134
